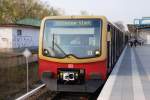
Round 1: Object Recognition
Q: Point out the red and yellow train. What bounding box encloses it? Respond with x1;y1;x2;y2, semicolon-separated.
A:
38;16;128;93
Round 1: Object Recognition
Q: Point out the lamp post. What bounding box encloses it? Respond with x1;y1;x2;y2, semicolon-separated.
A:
134;19;140;39
136;26;138;39
22;48;31;93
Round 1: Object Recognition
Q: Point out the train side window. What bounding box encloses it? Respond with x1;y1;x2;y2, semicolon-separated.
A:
107;24;111;42
107;24;111;32
107;32;111;42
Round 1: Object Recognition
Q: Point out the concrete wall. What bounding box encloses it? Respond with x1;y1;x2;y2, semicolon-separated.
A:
0;27;12;48
12;27;39;48
0;26;39;49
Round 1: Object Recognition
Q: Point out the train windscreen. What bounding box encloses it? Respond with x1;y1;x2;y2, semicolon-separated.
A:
43;19;101;58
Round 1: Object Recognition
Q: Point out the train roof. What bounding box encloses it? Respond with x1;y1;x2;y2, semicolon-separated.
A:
108;21;124;33
42;16;124;33
43;15;107;19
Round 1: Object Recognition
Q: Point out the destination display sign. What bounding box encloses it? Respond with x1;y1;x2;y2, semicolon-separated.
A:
54;20;92;26
46;19;101;27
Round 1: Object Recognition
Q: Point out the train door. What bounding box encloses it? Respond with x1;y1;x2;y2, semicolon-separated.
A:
114;29;117;64
110;27;114;68
107;25;112;74
112;28;116;66
116;30;119;59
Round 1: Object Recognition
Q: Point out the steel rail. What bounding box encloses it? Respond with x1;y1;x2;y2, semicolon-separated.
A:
16;84;46;100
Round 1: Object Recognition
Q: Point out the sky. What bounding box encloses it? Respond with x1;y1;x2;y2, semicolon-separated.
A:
41;0;150;25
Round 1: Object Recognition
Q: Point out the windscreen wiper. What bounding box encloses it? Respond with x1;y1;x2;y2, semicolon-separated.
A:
54;42;68;57
52;33;68;57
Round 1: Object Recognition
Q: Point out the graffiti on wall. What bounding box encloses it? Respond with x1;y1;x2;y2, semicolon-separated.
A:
13;36;33;48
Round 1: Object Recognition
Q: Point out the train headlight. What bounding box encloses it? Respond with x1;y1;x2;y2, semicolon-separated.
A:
95;51;100;56
75;73;78;79
42;72;52;79
90;73;101;79
75;73;78;77
43;49;49;56
60;72;63;78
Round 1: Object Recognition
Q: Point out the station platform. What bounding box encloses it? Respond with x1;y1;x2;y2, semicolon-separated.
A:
97;45;150;100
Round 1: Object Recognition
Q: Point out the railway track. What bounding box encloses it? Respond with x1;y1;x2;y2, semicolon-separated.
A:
52;92;96;100
16;83;103;100
16;84;56;100
51;88;104;100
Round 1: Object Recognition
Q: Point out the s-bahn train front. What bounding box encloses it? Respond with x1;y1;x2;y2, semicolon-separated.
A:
38;16;108;93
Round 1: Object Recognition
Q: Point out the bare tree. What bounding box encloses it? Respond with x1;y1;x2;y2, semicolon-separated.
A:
0;0;63;24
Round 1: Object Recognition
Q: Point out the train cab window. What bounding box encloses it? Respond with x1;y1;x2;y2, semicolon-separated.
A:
43;19;102;58
89;37;96;46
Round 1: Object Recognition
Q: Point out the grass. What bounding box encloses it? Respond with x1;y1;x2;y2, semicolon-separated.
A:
0;62;39;99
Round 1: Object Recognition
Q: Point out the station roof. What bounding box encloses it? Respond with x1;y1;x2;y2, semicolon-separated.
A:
0;23;40;29
128;17;150;33
127;24;150;33
16;18;41;27
0;18;41;29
